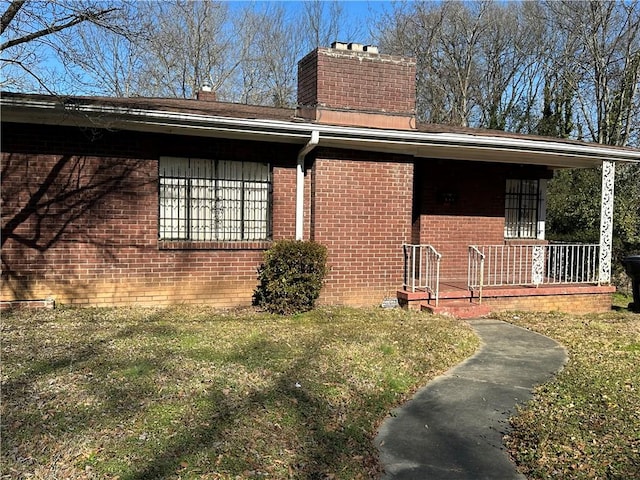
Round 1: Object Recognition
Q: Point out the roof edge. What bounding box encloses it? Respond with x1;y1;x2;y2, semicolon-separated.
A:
1;92;638;168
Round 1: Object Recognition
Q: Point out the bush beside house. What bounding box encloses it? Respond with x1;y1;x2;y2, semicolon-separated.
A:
253;240;328;314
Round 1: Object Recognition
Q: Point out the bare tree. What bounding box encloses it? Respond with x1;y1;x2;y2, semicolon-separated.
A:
2;0;368;104
230;0;361;107
543;0;640;146
133;1;237;99
376;0;639;144
1;0;134;93
302;0;359;49
230;3;303;107
253;4;302;107
375;2;447;123
521;0;640;146
70;5;148;97
377;1;531;128
475;2;544;132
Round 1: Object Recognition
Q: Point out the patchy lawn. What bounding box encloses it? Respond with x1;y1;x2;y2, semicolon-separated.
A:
1;306;477;479
496;305;640;479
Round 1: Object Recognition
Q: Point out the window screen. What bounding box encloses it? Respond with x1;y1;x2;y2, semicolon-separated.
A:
159;157;271;241
505;179;540;239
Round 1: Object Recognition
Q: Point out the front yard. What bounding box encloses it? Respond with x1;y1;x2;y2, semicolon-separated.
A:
3;304;639;479
1;306;477;479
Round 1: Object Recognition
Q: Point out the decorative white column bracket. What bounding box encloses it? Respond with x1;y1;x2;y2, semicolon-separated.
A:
531;245;545;286
598;160;615;285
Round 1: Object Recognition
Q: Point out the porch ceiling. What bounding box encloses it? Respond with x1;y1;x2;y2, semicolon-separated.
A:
2;95;639;169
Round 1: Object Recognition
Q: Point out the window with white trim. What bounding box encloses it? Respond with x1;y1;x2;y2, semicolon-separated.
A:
504;179;544;239
159;157;271;241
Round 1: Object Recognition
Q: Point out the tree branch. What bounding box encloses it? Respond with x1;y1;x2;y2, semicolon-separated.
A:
0;57;57;94
1;8;118;51
0;0;26;35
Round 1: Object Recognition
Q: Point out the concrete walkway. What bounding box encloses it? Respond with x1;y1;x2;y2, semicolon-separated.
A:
376;318;568;480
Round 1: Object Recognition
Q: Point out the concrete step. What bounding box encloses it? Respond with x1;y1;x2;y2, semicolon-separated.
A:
421;301;492;319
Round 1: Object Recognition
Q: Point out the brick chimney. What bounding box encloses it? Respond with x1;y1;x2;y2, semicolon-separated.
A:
196;82;217;102
297;42;416;130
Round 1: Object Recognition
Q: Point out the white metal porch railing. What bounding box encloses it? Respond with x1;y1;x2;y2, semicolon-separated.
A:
403;244;442;306
468;245;485;302
468;243;600;299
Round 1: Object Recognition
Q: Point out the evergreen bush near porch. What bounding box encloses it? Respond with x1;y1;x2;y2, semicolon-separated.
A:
253;240;328;314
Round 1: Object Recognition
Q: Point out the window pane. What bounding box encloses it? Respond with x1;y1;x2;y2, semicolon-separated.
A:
160;159;189;240
218;179;242;240
159;158;271;241
244;182;269;240
505;180;520;238
160;178;188;239
505;179;539;239
190;178;215;241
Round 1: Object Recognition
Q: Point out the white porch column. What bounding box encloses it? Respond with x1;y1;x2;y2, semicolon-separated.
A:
536;178;548;240
598;160;615;284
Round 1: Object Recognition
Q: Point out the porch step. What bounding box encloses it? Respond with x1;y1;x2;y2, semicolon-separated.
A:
421;301;492;319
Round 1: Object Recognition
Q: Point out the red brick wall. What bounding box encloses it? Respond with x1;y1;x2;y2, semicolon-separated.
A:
271;166;296;241
414;160;552;283
271;164;313;240
2;121;560;309
298;47;416;115
310;149;414;305
1;122;299;307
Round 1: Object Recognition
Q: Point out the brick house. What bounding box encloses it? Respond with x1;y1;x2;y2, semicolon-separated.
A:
2;43;639;315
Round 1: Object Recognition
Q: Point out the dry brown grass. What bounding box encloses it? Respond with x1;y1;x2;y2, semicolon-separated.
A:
496;307;640;479
1;305;478;479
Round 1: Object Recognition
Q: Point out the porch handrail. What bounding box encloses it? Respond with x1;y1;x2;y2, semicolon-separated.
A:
403;244;442;306
468;245;485;303
468;243;600;289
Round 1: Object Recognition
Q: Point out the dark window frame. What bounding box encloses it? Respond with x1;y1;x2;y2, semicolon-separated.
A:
158;157;272;242
505;179;540;239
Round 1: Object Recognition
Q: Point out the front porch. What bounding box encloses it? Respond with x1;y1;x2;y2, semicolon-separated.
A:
398;243;616;317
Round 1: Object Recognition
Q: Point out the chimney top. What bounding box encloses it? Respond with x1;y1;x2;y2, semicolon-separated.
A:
196;83;216;102
330;41;379;54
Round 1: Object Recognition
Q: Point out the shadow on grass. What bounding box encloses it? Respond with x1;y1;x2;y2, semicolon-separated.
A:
3;310;416;478
2;309;179;447
127;327;386;479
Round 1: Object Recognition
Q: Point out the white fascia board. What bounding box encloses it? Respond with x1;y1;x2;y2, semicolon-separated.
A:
2;97;639;167
316;126;640;164
1;100;312;143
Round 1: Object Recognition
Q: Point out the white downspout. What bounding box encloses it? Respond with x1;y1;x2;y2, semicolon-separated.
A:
296;130;320;240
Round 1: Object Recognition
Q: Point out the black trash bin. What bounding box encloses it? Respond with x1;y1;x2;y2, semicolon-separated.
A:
622;255;640;313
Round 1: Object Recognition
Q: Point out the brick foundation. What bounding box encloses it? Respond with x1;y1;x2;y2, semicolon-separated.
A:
481;286;615;314
0;299;55;311
398;285;615;315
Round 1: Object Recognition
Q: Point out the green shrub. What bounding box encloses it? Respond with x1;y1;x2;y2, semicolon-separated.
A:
253;240;328;315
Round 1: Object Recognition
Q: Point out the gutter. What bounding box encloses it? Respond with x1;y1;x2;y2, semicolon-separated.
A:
1;96;639;167
296;131;319;240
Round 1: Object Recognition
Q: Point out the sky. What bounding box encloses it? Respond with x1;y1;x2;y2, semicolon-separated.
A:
0;0;397;95
228;0;393;46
